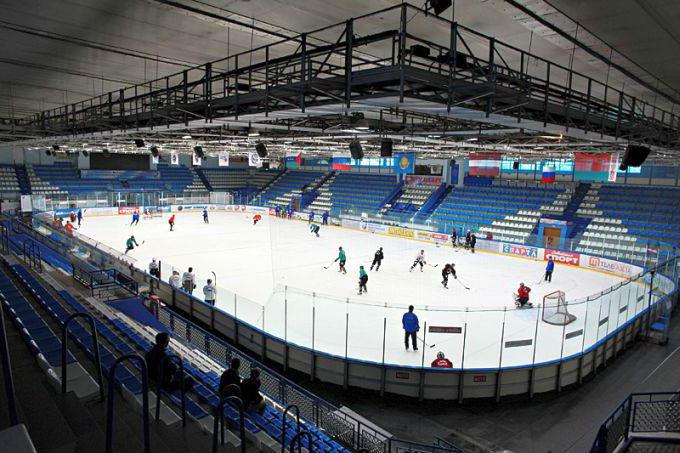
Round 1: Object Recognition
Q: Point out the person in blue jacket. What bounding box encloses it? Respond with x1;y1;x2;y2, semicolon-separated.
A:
77;208;83;226
544;257;555;282
308;210;315;224
322;211;329;225
402;305;420;351
130;210;140;226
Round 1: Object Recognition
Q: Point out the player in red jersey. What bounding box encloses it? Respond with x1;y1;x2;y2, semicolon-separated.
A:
431;352;453;368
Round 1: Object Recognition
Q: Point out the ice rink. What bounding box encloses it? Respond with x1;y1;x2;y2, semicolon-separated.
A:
77;211;651;369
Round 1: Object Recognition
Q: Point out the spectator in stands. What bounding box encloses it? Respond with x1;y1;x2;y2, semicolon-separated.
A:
402;305;419;351
431;351;453;368
169;270;181;288
240;368;266;415
203;279;216;306
146;332;193;393
322;211;329;225
219;357;242;399
182;267;195;294
77;209;83;227
470;233;477;254
149;258;160;279
544;257;555;282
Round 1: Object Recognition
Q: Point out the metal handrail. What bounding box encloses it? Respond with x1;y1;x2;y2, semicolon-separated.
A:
212;395;245;453
61;312;105;402
289;430;313;453
282;404;301;453
155;353;186;427
0;297;18;426
105;354;150;453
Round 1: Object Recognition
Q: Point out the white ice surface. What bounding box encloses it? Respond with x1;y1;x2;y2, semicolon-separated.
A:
78;211;651;369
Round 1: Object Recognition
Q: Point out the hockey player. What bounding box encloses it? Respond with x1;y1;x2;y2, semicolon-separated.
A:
370;247;384;271
274;205;281;217
286;207;293;219
124;235;139;254
169;270;181;288
470;233;477;254
402;305;419;351
358;266;368;295
309;223;320;237
130;210;140;226
182;267;196;294
69;211;76;223
203;279;216;306
77;209;83;227
441;263;457;288
149;258;160;279
431;352;453;368
544;257;555;282
322;211;329;225
515;283;532;308
410;250;426;272
465;230;471;249
334;247;347;274
451;228;458;248
203;208;209;224
308;210;315;224
169;214;175;231
253;214;262;225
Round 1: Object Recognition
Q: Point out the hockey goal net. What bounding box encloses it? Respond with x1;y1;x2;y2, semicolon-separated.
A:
542;290;576;325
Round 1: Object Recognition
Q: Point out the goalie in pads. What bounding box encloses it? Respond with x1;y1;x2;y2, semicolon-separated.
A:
514;283;532;308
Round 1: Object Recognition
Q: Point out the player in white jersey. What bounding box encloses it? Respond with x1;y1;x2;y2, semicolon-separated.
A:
410;250;426;272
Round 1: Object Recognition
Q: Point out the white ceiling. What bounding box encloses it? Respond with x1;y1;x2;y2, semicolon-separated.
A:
0;0;678;120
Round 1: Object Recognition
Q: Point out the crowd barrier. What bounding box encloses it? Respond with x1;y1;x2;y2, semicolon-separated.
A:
31;206;679;401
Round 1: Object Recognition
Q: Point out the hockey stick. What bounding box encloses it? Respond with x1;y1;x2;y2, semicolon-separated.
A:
323;260;336;269
456;278;470;290
426;263;439;268
417;335;436;349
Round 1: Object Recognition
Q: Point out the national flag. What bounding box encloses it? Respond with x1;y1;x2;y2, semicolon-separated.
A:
468;152;501;177
285;152;302;169
541;165;556;183
393;153;415;174
332;156;351;171
574;152;619;182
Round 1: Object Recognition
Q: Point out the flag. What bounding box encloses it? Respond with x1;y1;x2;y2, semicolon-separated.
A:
218;151;230;167
574;152;619;182
248;152;261;167
192;151;202;166
285;152;302;169
393;153;415;174
541;165;556;183
170;151;179;166
468;152;501;177
332;156;351;171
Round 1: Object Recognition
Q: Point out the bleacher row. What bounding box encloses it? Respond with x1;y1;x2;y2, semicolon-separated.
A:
0;256;352;452
4;159;680;251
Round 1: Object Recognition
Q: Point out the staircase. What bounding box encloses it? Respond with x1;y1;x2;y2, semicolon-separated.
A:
564;183;591;218
538;183;593;241
305;173;336;213
14;166;30;195
193;168;213;192
415;184;452;221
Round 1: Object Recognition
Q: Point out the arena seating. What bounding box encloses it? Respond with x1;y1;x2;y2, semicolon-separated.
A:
197;167;281;192
575;183;680;258
429;183;565;242
383;180;439;215
27;162;206;194
306;172;399;215
259;170;326;208
0;165;21;195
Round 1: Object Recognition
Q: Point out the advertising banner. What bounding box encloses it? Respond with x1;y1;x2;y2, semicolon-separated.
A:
118;206;139;215
580;255;642;278
501;243;540;259
544;249;580;266
388;226;415;239
218;152;230;167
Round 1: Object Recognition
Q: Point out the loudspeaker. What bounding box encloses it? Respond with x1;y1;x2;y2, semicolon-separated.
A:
134;139;145;148
193;146;204;159
621;145;651;168
45;149;52;156
429;0;452;16
262;162;270;170
255;143;268;158
512;161;519;170
102;149;110;157
82;150;89;157
150;146;159;158
52;144;60;151
410;44;430;59
349;141;364;159
380;139;393;157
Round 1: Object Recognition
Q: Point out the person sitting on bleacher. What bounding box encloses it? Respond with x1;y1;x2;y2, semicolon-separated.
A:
146;332;193;393
240;368;266;415
218;357;242;399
